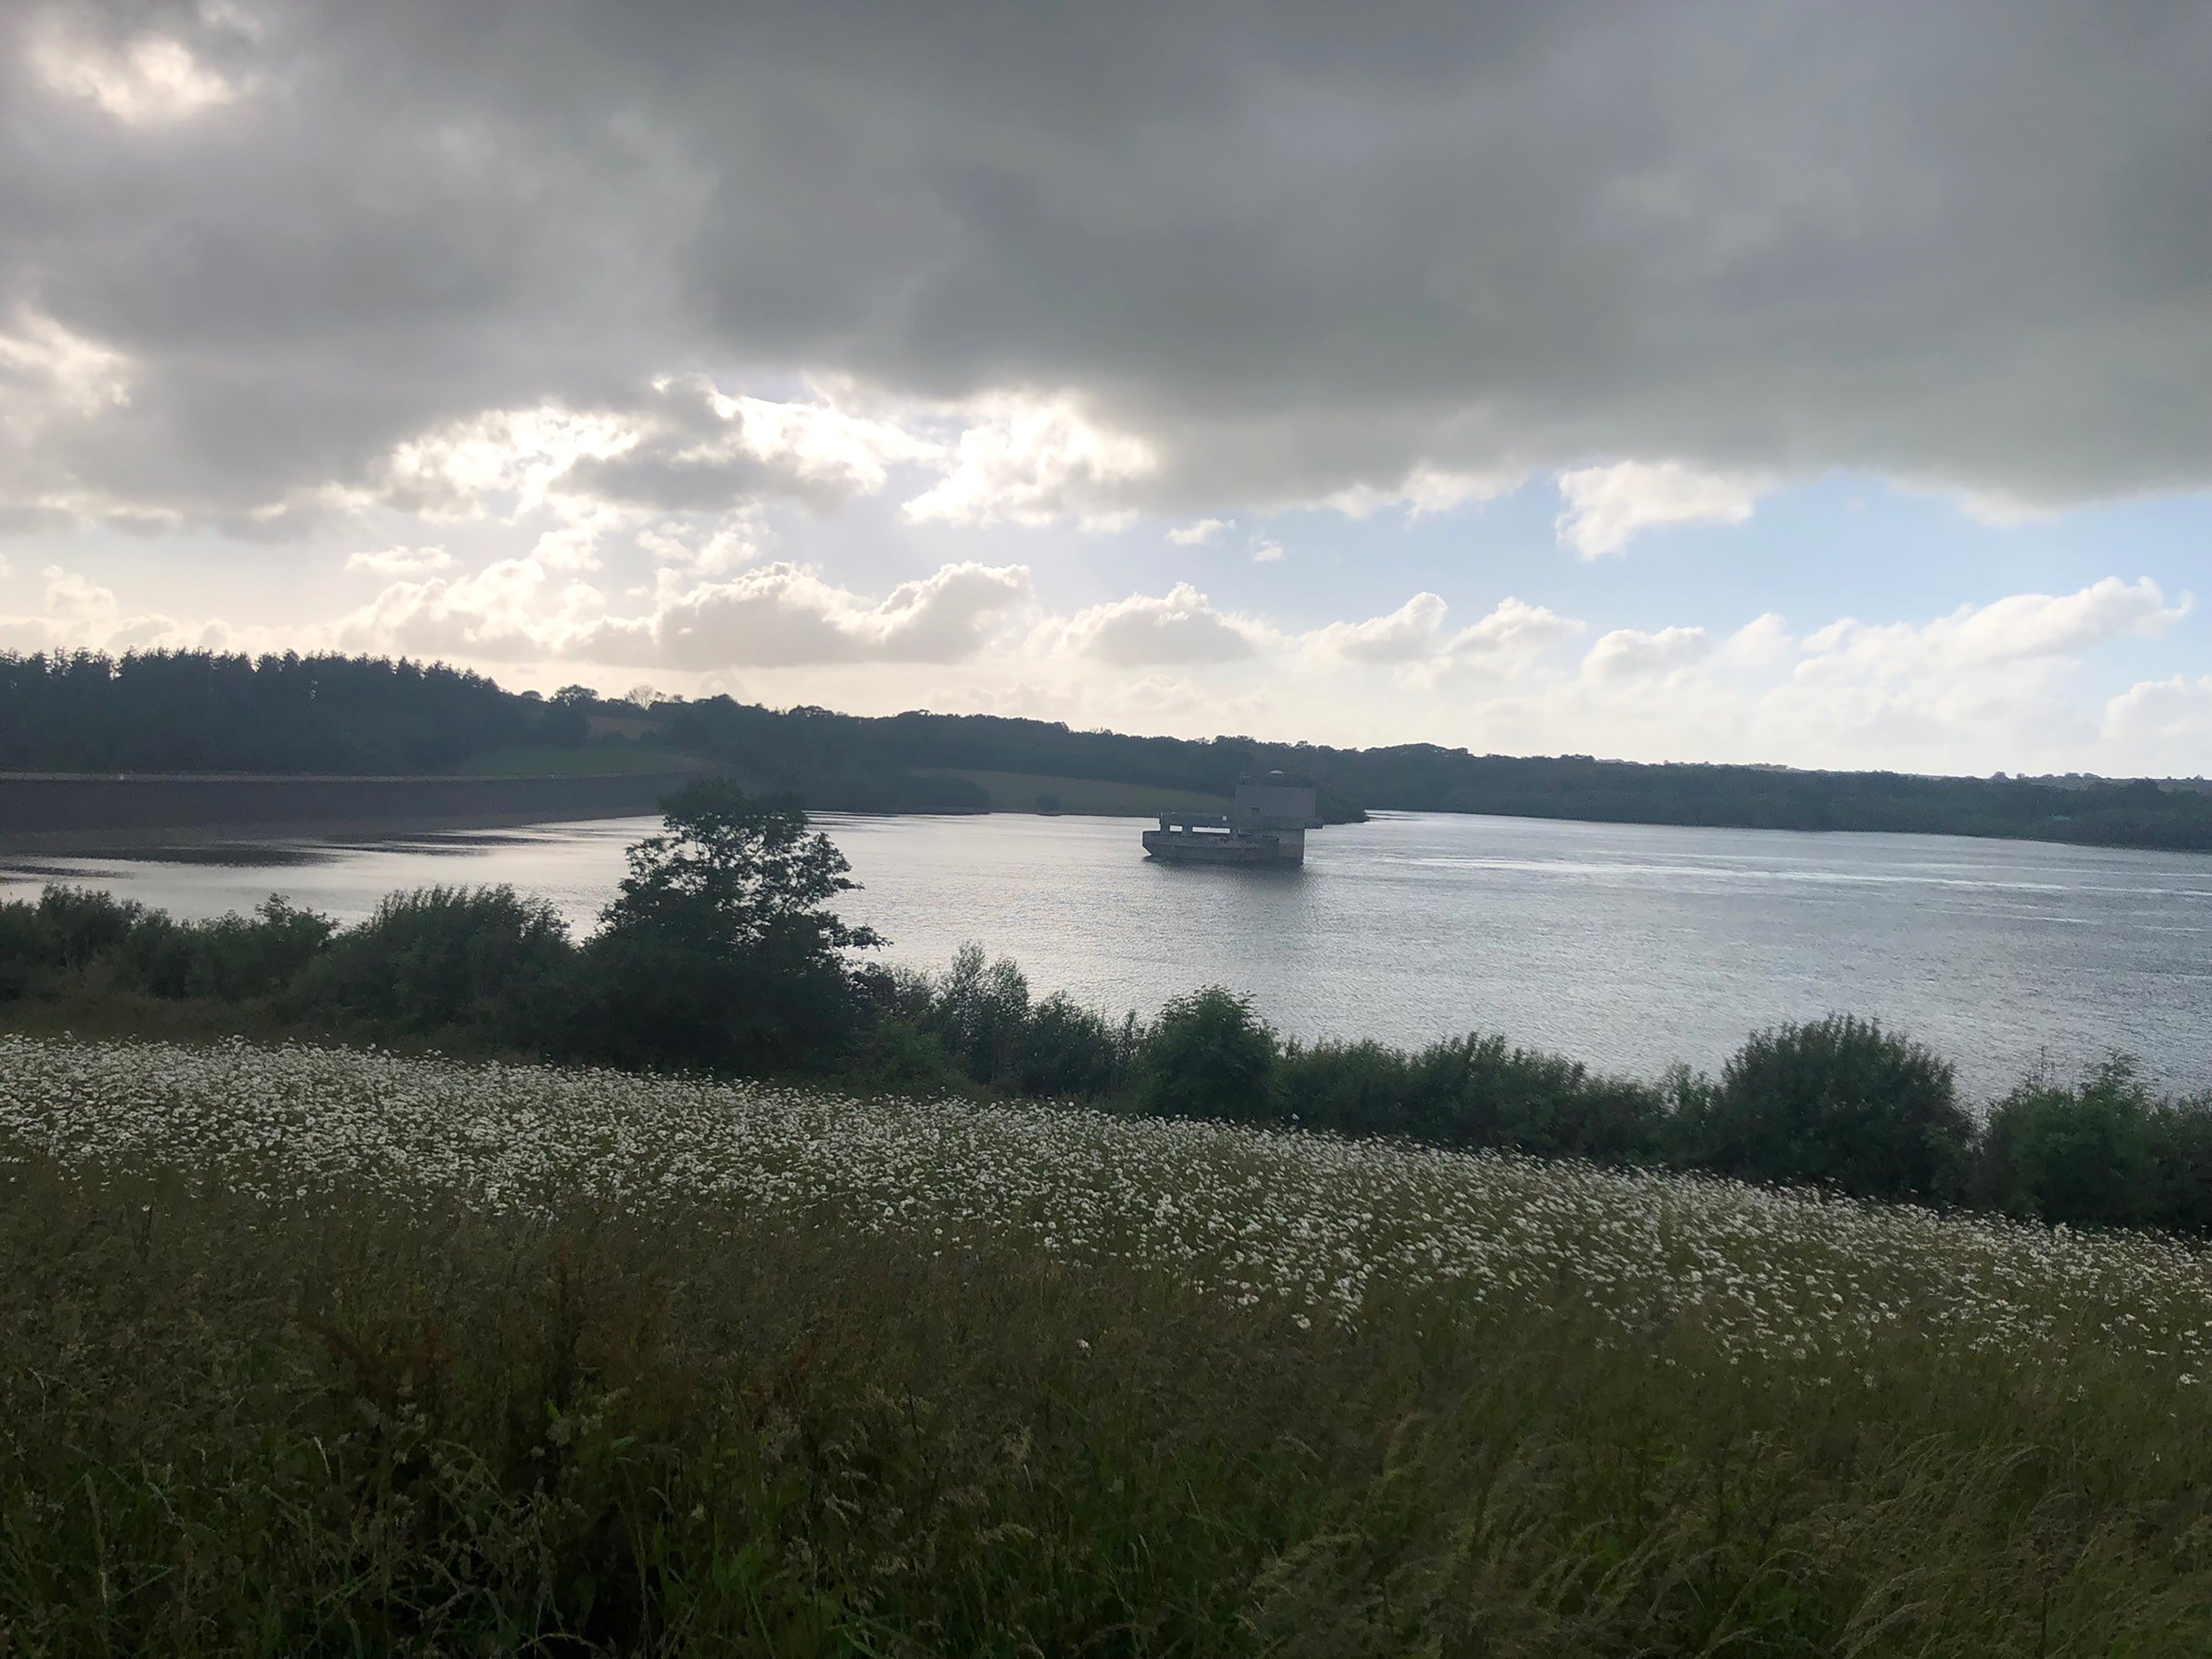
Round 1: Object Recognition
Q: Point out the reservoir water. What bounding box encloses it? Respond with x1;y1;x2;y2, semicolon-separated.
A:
5;811;2208;1099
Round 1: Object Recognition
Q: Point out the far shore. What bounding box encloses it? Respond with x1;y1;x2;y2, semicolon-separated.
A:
0;766;711;857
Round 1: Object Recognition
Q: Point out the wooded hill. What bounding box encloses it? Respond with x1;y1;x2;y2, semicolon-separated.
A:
6;650;2210;852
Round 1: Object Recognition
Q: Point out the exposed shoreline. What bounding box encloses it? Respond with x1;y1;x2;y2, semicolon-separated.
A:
0;767;711;857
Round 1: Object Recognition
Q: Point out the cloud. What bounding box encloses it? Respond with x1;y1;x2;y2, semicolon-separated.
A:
1058;583;1267;666
2104;677;2212;750
29;16;252;127
345;545;453;576
899;394;1155;529
1798;577;2186;680
1312;592;1450;664
342;557;1035;671
3;3;2208;530
1446;597;1584;663
1583;625;1714;681
580;561;1033;670
1311;590;1581;668
1250;536;1284;563
1326;466;1519;520
1167;516;1232;546
0;563;229;656
1721;612;1792;667
1555;461;1764;558
332;559;568;660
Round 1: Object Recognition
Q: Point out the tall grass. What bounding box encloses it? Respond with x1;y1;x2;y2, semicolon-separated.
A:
3;1036;2211;1653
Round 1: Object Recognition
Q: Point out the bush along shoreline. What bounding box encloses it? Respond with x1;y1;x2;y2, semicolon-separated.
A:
2;778;2206;1237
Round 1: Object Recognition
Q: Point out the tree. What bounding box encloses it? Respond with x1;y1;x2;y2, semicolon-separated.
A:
1140;987;1278;1122
577;779;880;1070
1684;1014;1971;1203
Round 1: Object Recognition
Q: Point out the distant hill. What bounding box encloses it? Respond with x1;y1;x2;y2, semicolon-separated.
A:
665;700;2212;852
6;651;2210;852
0;650;572;774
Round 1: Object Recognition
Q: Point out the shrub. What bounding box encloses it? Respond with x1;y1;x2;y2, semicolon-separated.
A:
1276;1038;1413;1136
1011;993;1139;1098
1273;1033;1673;1163
127;897;335;1001
838;1016;969;1097
0;887;335;1005
0;899;49;998
34;885;145;972
2145;1090;2212;1236
1686;1014;1971;1202
1404;1033;1673;1163
1975;1057;2156;1229
1140;987;1277;1121
930;944;1033;1085
301;885;572;1041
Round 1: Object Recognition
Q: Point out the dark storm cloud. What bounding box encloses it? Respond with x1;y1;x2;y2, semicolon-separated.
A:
5;0;2209;528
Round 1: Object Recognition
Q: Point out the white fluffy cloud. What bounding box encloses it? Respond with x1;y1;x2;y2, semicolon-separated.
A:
1798;577;2186;681
899;394;1155;530
345;545;452;576
1168;517;1232;546
336;558;1035;672
1583;625;1714;681
1056;583;1268;667
2105;676;2212;750
578;561;1034;670
1311;592;1451;665
1310;593;1581;671
1326;466;1519;520
1555;462;1765;558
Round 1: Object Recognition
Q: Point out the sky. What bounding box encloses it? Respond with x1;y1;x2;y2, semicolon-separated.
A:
2;0;2209;776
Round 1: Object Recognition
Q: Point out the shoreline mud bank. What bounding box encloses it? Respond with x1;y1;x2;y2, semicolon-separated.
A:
0;768;711;855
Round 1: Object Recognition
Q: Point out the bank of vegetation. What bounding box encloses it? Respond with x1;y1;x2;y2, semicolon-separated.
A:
4;780;2207;1239
12;648;2212;848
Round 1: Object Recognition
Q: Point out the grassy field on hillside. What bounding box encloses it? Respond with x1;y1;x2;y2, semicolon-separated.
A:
935;768;1231;815
3;1035;2209;1655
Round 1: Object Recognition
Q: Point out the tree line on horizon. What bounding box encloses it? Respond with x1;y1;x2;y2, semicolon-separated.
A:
6;646;2212;850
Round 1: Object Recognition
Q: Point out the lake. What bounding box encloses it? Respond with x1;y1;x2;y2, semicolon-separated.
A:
5;810;2208;1099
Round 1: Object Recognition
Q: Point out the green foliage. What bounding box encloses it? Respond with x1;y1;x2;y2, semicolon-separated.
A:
576;778;882;1070
1013;992;1139;1098
0;888;335;1004
298;884;573;1041
1142;986;1279;1121
1684;1015;1973;1202
1276;1031;1675;1163
929;943;1033;1085
1977;1058;2212;1233
0;648;559;772
904;945;1139;1098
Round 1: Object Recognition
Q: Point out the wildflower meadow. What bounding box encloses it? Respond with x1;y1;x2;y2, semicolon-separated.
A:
3;1032;2210;1653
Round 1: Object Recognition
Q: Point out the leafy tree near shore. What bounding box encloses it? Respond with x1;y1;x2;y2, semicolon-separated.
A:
1681;1014;1974;1202
575;778;882;1070
1141;987;1278;1122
